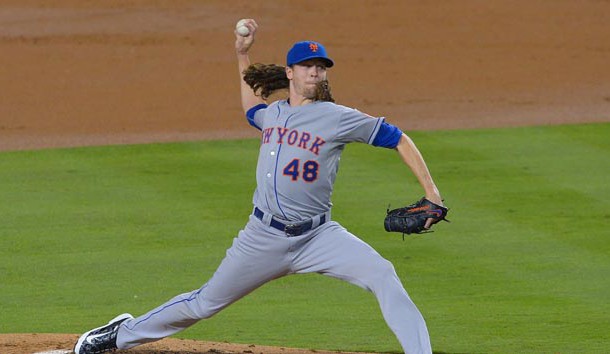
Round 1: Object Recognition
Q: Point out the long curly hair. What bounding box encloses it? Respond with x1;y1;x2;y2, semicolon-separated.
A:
242;63;334;102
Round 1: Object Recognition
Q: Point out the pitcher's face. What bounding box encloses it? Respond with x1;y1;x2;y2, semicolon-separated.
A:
286;59;328;99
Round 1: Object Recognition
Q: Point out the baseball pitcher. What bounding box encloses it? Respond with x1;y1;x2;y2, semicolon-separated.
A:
74;19;448;354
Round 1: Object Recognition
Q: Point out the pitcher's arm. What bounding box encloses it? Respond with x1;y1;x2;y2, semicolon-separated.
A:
235;19;265;113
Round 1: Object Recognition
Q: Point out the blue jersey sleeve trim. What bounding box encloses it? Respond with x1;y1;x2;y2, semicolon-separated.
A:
372;122;403;148
366;117;383;145
246;103;268;131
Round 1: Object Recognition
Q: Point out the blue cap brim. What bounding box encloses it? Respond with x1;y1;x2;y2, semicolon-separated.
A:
290;56;334;68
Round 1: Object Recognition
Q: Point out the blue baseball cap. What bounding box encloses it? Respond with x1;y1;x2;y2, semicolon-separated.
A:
286;41;334;68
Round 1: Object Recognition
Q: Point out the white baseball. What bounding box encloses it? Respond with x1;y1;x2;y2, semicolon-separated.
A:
236;19;250;37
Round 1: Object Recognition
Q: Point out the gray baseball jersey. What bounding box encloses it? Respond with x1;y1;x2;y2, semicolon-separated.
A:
250;100;384;220
115;100;432;354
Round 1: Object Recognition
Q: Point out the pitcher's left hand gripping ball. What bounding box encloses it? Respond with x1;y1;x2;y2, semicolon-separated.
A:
384;197;449;235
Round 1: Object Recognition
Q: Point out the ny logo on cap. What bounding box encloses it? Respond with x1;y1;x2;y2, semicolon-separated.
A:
309;42;319;52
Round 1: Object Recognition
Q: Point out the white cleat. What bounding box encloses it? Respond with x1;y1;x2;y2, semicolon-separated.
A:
74;313;133;354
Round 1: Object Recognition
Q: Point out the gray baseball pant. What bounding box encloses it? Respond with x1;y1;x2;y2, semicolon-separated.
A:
117;215;432;354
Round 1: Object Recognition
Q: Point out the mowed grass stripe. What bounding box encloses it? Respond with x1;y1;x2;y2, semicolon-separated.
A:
0;123;608;353
388;124;609;353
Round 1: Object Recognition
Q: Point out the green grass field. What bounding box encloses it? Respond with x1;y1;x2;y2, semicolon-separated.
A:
1;123;608;353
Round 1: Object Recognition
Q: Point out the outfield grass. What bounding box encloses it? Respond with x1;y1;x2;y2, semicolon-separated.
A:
0;123;608;353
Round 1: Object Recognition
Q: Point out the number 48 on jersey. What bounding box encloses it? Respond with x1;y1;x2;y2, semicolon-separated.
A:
283;158;319;182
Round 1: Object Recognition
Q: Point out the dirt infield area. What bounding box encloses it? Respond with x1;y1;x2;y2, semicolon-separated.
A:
0;334;369;354
1;1;609;353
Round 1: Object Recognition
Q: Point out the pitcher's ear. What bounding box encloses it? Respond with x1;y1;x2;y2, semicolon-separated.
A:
285;66;293;80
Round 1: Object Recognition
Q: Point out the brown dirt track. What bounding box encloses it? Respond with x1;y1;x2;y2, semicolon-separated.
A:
1;334;367;354
1;1;609;353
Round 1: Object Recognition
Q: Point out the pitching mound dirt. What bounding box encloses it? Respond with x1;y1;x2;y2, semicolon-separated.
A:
1;334;372;354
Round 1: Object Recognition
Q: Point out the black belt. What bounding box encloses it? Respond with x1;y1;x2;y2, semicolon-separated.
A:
253;207;326;237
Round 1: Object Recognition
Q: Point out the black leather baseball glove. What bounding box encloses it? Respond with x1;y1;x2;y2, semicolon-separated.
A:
384;197;449;236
